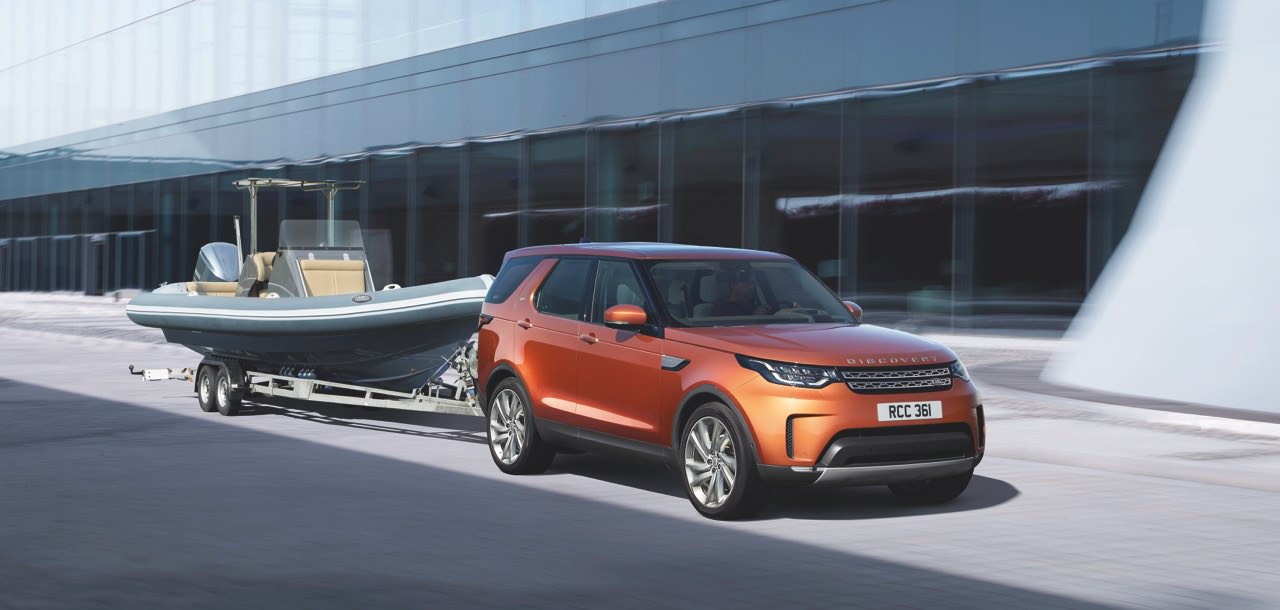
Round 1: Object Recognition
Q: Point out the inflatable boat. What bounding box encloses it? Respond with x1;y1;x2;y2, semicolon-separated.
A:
126;178;490;393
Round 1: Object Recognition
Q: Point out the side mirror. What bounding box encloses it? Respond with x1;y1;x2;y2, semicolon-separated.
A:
604;304;648;327
843;300;863;322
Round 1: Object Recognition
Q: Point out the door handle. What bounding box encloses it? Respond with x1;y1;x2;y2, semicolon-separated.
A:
517;319;533;329
578;334;598;345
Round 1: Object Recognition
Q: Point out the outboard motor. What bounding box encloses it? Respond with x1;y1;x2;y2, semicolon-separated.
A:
193;242;240;282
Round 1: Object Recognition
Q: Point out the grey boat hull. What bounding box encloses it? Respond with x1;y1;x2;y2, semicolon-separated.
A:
126;276;491;392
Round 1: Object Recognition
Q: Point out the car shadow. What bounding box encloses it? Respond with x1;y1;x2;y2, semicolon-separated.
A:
545;453;688;499
758;475;1019;520
223;395;1019;520
544;452;1019;519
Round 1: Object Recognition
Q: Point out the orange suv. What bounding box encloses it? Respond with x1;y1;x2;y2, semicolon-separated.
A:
477;243;985;519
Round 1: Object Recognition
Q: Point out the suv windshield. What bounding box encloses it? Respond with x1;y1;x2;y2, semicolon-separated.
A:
644;259;855;327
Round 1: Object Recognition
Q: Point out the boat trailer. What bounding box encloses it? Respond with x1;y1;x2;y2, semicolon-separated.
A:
130;340;483;418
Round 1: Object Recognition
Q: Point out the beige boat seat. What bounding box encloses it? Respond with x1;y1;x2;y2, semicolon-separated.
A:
236;251;278;297
186;281;238;297
251;252;276;281
298;259;367;296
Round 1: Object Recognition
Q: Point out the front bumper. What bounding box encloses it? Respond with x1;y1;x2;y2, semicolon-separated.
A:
758;456;976;488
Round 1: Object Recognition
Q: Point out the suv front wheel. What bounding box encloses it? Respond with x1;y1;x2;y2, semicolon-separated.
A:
680;403;768;520
486;377;555;475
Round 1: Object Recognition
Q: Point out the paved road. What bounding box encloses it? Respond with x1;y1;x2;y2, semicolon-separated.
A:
2;296;1279;608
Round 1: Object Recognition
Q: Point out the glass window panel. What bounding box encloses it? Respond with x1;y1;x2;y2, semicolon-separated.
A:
759;103;841;289
108;185;132;234
469;141;520;275
535;257;591;319
0;199;11;237
365;0;415;66
850;91;956;316
417;0;465;54
529;133;586;247
284;165;327;223
672;115;743;248
415;147;462;285
367;154;410;288
973;73;1091;318
156;179;185;283
183;176;215;273
593;124;659;242
213;172;247;250
1103;57;1196;249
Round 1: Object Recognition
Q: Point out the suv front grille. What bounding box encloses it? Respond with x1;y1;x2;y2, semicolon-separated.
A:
839;365;952;394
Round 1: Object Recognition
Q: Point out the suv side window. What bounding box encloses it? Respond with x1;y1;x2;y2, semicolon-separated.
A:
485;256;542;304
535;258;592;319
589;259;649;323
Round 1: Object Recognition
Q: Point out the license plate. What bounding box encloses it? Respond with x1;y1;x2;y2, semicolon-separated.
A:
877;400;943;421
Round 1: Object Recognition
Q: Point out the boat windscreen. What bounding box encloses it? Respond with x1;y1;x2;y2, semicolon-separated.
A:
278;219;365;250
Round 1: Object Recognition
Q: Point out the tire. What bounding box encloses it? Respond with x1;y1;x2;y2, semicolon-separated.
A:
486;378;554;474
196;366;217;413
679;403;768;520
214;368;242;417
888;469;973;505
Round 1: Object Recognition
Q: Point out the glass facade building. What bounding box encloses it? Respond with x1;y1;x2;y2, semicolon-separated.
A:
0;0;1205;330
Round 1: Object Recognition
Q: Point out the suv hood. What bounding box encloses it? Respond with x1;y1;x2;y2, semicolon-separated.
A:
665;324;956;367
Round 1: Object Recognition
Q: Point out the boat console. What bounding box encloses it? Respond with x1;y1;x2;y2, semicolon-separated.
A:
243;219;374;297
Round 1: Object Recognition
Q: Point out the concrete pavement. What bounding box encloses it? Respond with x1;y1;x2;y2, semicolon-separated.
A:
2;292;1279;607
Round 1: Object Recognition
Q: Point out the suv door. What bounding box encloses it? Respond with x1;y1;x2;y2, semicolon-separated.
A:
521;257;593;425
575;258;665;446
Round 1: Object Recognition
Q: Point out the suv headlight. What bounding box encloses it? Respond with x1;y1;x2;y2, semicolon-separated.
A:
950;359;971;382
737;355;839;388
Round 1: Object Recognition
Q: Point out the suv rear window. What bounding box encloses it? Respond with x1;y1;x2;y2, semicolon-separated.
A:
535;258;592;319
485;256;542;304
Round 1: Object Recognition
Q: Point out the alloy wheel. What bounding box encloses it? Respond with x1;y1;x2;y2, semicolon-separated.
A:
488;388;527;464
684;415;737;509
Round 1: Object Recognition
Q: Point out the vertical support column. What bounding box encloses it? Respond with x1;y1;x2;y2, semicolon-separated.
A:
405;150;419;284
248;182;259;255
951;81;978;331
517;138;531;247
359;159;370;230
658;122;675;243
458;143;472;277
741;108;762;250
584;128;600;242
1087;63;1124;293
839;98;861;299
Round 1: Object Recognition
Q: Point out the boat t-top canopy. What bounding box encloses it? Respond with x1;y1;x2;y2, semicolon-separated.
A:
233;178;363;256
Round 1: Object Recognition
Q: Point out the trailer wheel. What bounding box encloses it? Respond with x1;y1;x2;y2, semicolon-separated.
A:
215;368;242;416
196;366;217;413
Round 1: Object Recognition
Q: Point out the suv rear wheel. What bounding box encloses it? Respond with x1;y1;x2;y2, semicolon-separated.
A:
486;378;555;474
680;403;768;520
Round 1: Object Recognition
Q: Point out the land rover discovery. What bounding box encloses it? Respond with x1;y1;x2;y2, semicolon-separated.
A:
477;243;985;519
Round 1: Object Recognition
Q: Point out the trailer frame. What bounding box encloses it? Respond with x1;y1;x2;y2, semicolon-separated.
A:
131;341;483;418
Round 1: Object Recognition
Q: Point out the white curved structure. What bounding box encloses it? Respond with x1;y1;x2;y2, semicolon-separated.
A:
1046;0;1280;413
